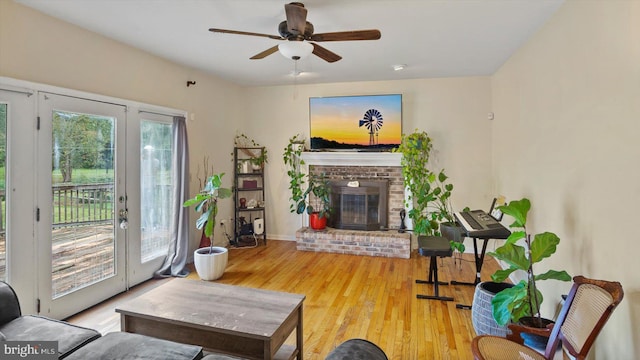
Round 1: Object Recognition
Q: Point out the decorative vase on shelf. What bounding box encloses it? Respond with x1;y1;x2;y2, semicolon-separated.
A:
239;160;251;174
193;246;228;281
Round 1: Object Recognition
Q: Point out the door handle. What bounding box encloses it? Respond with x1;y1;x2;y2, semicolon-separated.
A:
119;209;129;229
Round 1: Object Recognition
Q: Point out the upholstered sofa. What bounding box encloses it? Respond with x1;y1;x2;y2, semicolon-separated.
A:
0;281;204;360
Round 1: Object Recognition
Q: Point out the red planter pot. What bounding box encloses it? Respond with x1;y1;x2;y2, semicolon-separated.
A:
309;213;327;230
199;231;211;248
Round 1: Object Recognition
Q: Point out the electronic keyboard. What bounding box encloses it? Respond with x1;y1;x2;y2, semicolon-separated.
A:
454;210;510;239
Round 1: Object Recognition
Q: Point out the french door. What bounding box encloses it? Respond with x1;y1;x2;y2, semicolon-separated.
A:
36;93;177;319
37;93;128;318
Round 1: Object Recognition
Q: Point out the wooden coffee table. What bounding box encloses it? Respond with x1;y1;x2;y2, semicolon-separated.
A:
116;279;305;360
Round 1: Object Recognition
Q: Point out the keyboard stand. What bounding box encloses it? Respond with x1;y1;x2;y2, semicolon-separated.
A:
451;237;493;310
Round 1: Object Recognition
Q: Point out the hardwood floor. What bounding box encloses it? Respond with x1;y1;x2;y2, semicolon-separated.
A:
66;239;503;359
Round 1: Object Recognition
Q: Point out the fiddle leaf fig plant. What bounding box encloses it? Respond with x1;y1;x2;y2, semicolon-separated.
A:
489;198;571;327
183;172;232;253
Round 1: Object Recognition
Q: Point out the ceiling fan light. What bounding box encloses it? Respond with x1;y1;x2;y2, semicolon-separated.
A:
278;41;313;60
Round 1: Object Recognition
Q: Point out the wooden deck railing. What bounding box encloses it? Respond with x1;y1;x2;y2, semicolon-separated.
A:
52;183;114;227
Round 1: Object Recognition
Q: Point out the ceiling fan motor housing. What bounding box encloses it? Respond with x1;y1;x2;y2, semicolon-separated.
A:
278;21;314;39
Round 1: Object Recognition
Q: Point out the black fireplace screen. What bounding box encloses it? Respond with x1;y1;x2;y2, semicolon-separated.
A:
329;180;388;231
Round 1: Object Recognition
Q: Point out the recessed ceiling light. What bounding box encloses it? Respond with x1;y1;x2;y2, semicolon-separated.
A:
393;64;406;71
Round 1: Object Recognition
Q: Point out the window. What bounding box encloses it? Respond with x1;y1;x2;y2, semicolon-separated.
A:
140;120;173;262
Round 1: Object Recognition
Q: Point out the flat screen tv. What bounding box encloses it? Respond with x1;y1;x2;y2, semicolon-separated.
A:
309;94;402;151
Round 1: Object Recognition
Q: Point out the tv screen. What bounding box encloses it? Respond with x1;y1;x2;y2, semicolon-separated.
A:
309;94;402;151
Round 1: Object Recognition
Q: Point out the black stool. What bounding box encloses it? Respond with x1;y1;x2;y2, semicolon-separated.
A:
416;236;454;301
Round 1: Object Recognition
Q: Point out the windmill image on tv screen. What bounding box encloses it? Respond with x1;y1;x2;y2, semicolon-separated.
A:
309;94;402;151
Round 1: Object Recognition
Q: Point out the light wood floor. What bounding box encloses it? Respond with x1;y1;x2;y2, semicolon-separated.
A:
66;239;503;359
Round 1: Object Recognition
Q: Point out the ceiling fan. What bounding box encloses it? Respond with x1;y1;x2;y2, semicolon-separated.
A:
209;2;381;63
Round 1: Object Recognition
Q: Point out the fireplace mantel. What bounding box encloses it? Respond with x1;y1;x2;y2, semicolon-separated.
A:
301;151;402;166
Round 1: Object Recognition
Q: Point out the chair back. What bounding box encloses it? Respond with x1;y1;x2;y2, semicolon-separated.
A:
0;281;22;325
545;276;624;359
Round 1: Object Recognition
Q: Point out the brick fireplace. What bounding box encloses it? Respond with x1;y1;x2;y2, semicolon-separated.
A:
295;152;411;258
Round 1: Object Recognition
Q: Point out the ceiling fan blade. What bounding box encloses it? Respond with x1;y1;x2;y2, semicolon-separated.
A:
209;28;283;40
284;2;308;35
250;45;280;60
311;43;342;63
309;29;381;42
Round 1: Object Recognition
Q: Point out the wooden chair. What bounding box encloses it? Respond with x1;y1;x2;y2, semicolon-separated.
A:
471;275;624;360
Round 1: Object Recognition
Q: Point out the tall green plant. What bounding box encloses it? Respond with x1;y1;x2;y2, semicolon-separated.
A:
394;130;454;236
183;173;232;253
301;173;331;218
283;134;308;214
489;198;571;326
283;134;332;218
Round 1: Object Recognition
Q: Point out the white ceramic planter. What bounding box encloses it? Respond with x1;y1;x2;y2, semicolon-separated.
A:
193;246;228;281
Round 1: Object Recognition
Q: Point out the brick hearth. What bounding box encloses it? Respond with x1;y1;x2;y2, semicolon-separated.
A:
296;227;411;259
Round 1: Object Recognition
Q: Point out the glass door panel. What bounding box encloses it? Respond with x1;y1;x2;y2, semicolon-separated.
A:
140;120;173;263
38;93;126;319
51;110;116;298
127;112;176;286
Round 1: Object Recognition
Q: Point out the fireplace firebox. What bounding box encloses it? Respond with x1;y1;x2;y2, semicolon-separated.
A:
328;180;388;231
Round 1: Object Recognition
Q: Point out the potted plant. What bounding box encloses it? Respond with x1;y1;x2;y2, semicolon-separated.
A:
283;134;331;230
301;173;332;230
183;172;232;280
394;130;464;252
232;133;268;171
283;134;306;212
489;198;572;335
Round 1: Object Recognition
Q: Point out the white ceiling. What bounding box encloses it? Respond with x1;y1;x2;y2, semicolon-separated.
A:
16;0;564;87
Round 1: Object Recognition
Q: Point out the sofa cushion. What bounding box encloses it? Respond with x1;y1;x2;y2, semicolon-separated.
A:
65;332;204;360
0;281;22;325
0;315;101;359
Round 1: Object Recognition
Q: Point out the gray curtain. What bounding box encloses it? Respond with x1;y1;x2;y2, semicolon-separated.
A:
154;116;190;278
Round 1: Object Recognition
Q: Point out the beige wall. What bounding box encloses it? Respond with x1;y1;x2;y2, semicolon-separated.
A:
244;77;495;241
492;1;640;358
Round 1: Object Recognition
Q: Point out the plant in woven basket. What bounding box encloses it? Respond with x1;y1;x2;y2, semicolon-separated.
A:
489;198;571;327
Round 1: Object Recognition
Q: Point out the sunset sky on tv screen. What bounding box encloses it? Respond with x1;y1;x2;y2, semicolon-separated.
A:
309;94;402;147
